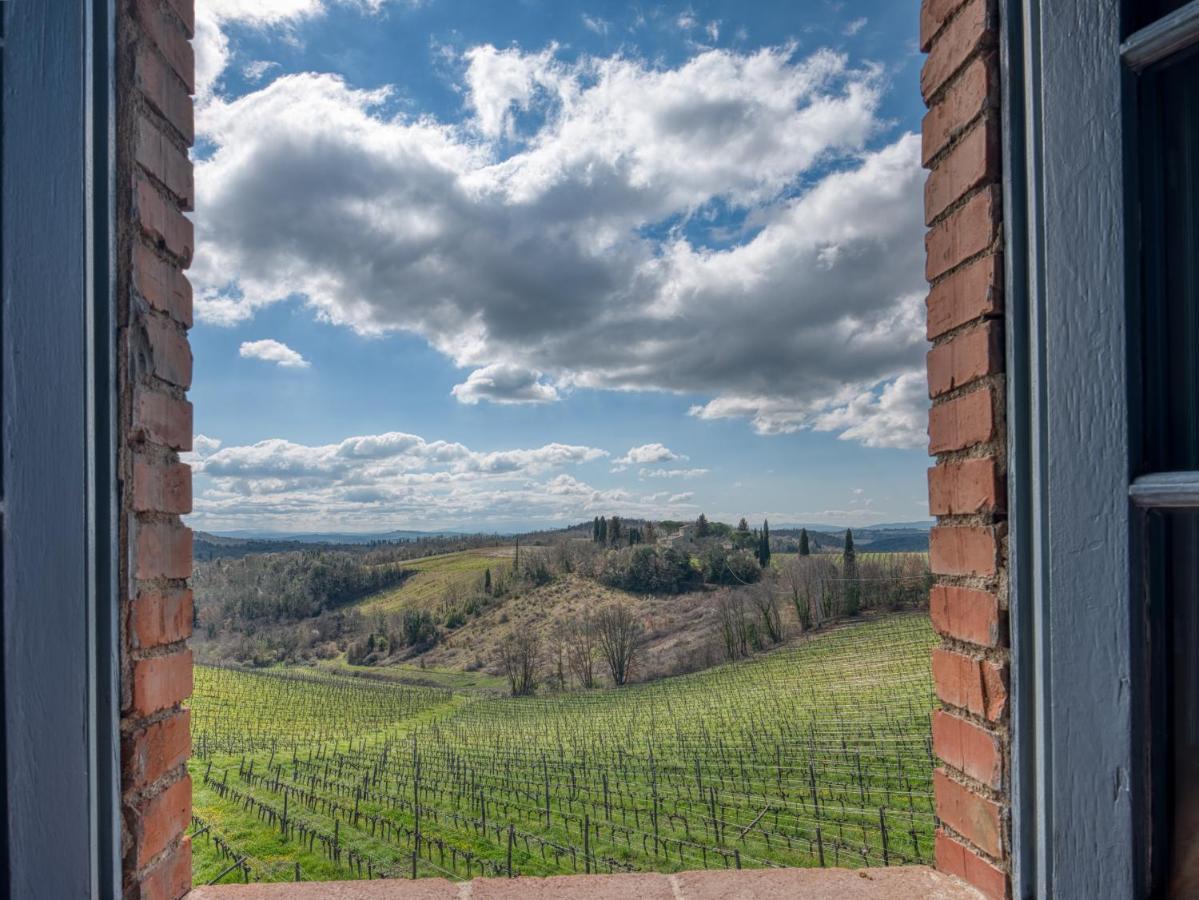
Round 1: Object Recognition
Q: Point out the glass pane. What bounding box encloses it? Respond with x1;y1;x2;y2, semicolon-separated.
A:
1147;511;1199;897
1130;1;1195;34
1139;50;1199;471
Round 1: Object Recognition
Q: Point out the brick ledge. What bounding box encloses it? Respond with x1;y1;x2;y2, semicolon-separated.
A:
191;865;983;899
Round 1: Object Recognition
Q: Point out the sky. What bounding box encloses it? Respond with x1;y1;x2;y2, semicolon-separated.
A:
184;0;931;535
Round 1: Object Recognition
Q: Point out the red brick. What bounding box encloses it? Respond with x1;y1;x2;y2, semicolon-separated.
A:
933;709;1002;789
136;115;194;209
920;0;970;51
933;647;1008;721
928;386;995;453
131;775;192;869
136;178;193;265
133;389;193;451
124;710;191;790
927;254;1002;340
134;520;193;581
162;0;195;37
926;185;999;281
135;43;194;145
144;314;193;389
931;584;1002;647
923;55;998;166
134;243;193;327
925;116;1000;224
130;836;191;900
934;769;1002;857
927;321;1002;398
134;0;195;94
930;525;999;577
928;456;1003;515
921;0;995;101
133;459;192;515
131;588;194;648
131;651;194;718
936;829;1007;900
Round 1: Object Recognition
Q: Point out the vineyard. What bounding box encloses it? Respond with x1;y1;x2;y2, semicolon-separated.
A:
188;613;938;885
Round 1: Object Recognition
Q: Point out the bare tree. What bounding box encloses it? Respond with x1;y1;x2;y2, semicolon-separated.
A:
497;628;541;696
564;612;598;689
595;603;644;686
716;590;756;660
748;581;783;644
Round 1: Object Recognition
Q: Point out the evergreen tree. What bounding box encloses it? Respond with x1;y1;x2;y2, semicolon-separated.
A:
696;513;710;538
843;529;860;616
610;516;623;545
737;518;749;533
799;528;810;556
484;568;492;594
514;538;521;572
593;516;600;542
759;519;772;568
598;516;608;545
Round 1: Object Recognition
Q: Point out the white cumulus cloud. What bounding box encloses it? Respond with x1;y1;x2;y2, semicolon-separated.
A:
239;339;310;368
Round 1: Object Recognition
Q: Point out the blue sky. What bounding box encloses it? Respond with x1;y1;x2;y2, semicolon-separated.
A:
185;0;931;534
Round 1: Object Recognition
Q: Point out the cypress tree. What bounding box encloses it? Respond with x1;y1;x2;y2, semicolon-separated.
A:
484;568;492;594
759;519;771;568
593;516;600;542
799;528;810;556
696;513;710;537
610;516;623;545
843;529;859;616
599;516;608;544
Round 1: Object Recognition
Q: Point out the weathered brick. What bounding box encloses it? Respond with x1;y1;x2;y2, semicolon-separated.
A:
920;0;971;52
928;386;995;453
928;456;1003;516
930;525;999;577
933;710;1002;789
921;0;995;102
136;115;194;208
133;459;192;515
936;829;1007;900
133;390;193;451
923;55;998;166
931;584;1002;647
933;647;1008;721
134;520;193;581
131;775;192;869
162;0;195;37
124;710;191;791
131;587;194;648
130;651;194;718
134;42;194;145
927;321;1002;398
926;185;1000;281
130;836;191;900
134;242;193;327
144;314;193;389
136;178;194;265
134;0;195;94
925;116;1000;224
934;769;1002;857
927;254;1002;340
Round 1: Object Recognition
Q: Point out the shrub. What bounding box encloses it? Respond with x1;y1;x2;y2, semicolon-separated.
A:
599;546;699;594
700;547;762;586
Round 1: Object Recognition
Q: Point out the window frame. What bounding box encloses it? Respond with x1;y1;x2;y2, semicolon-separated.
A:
0;0;119;896
1004;1;1199;897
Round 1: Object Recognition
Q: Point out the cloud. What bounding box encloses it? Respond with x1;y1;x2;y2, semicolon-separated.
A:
581;14;610;35
809;370;928;449
243;60;281;82
239;338;310;368
185;428;709;531
844;17;868;36
639;467;710;479
192;42;927;447
612;443;687;470
669;492;695;504
451;363;559;405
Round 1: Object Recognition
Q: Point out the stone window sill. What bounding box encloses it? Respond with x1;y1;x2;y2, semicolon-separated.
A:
190;865;983;899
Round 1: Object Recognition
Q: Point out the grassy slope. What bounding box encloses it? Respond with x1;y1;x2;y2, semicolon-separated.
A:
189;613;937;885
356;547;513;615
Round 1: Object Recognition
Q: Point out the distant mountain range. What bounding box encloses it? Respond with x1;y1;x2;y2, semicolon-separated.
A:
208;528;468;543
772;520;933;533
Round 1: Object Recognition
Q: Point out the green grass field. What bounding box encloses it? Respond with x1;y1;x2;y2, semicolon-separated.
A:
356;548;513;616
188;613;937;885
